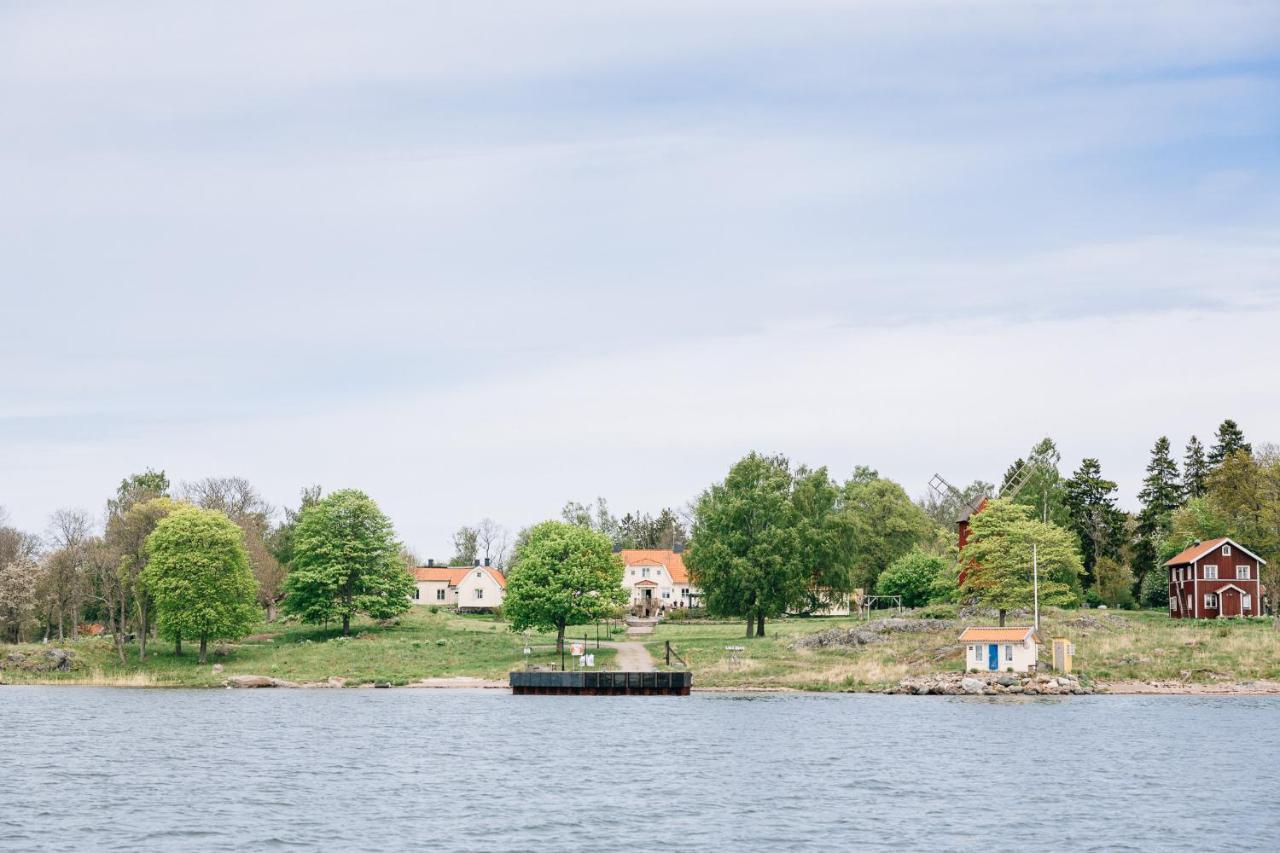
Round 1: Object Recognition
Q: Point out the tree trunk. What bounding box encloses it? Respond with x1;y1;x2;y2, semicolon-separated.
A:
746;615;754;637
556;622;565;654
342;613;351;636
198;635;208;665
998;609;1007;627
175;635;182;656
138;601;149;661
266;600;278;622
115;599;127;664
755;612;765;637
57;608;64;641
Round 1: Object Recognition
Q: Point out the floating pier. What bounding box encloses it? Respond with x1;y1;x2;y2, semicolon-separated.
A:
509;671;692;695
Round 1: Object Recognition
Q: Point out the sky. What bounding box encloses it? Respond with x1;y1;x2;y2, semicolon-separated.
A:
2;1;1279;558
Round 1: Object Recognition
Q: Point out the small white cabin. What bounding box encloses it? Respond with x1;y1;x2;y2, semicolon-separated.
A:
959;626;1040;674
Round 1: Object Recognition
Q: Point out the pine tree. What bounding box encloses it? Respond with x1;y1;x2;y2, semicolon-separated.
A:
1208;419;1251;469
1063;458;1125;588
1183;436;1208;499
1134;437;1182;595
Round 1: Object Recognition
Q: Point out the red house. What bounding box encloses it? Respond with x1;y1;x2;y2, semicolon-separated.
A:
1164;537;1266;619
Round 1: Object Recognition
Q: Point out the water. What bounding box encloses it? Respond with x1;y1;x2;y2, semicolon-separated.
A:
2;688;1278;852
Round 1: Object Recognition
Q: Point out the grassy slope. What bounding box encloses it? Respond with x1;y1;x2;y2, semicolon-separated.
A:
647;609;1280;691
0;608;618;687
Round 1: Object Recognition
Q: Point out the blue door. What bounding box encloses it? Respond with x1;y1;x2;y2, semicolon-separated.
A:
987;644;999;671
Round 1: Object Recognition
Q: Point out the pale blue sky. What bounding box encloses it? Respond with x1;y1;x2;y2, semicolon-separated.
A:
3;1;1279;556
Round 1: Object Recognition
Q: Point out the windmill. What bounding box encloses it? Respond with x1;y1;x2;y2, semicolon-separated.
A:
930;442;1062;553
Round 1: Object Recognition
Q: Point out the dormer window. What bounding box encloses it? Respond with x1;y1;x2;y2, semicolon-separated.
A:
1222;544;1232;556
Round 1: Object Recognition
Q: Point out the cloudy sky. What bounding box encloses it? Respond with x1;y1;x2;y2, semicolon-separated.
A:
3;1;1278;557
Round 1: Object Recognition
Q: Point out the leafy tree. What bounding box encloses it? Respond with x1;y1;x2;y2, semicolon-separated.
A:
0;518;42;643
504;521;628;652
1183;436;1208;499
686;453;806;637
919;479;993;530
105;496;178;660
42;508;93;640
1200;447;1280;600
1002;438;1070;528
1092;557;1135;609
184;476;284;620
791;467;857;614
269;485;323;570
959;498;1083;625
1134;437;1182;597
106;469;170;517
1207;419;1251;469
143;506;259;663
840;466;938;592
875;548;947;607
281;489;413;635
1063;458;1126;588
450;525;479;566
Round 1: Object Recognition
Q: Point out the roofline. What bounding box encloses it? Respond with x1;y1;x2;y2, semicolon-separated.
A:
1164;537;1268;567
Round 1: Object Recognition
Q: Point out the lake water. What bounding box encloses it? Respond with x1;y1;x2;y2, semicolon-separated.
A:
2;687;1278;852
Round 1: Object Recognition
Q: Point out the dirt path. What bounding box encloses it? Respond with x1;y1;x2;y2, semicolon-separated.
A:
600;641;656;672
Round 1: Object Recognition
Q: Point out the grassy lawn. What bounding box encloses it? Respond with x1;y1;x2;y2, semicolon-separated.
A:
648;609;1280;691
0;608;617;687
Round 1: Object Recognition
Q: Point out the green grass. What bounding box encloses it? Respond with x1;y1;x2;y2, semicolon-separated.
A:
647;609;1280;691
0;608;617;687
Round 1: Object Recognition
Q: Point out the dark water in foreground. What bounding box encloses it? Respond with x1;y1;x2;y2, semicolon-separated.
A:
2;688;1279;852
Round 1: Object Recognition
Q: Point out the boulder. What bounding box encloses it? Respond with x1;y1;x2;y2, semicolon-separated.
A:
42;648;73;671
960;677;985;695
997;675;1019;687
227;675;278;689
211;664;224;674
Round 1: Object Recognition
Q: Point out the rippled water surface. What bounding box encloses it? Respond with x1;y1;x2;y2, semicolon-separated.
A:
2;687;1279;851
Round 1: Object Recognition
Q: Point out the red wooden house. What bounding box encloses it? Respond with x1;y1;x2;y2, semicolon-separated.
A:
1164;537;1266;619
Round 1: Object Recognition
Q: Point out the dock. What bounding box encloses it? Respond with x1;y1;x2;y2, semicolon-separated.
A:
509;670;692;695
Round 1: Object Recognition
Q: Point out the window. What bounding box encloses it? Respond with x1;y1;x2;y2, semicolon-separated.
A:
1005;644;1013;661
1204;593;1218;609
1222;544;1231;556
1169;596;1177;610
475;588;484;600
1244;595;1252;611
436;589;446;601
682;588;689;597
642;567;650;577
971;645;980;661
475;571;482;578
1204;564;1218;580
413;588;420;600
662;590;670;599
1237;565;1250;580
630;570;635;577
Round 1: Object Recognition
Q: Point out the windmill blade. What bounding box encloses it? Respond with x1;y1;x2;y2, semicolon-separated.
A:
999;445;1062;501
928;473;964;503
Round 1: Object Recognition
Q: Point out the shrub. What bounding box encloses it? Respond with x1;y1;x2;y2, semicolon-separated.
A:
916;603;958;620
876;548;948;608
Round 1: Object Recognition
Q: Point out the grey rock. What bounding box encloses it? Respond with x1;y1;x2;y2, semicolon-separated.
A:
960;677;985;695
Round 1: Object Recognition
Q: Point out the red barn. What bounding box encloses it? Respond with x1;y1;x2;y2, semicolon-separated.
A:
1164;537;1266;619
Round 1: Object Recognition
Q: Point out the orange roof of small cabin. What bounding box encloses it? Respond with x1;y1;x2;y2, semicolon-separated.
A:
1163;537;1266;566
618;549;689;584
413;566;507;588
958;627;1038;643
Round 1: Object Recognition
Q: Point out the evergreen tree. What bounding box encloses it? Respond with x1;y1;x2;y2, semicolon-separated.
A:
1062;458;1125;588
1002;438;1069;528
1183;436;1208;499
1207;419;1251;469
1134;437;1183;596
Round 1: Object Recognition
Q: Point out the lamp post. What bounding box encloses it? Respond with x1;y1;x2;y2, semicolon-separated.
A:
1032;542;1040;632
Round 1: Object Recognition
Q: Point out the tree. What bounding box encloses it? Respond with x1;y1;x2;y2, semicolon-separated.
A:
1002;438;1070;527
791;466;857;615
1134;437;1182;598
1092;557;1135;608
1062;458;1126;588
43;508;93;640
504;521;628;653
142;506;260;663
840;467;939;592
1183;436;1208;499
476;518;509;567
1208;419;1251;469
959;499;1083;625
875;548;947;608
0;518;42;643
106;469;170;517
184;477;285;620
269;485;323;570
919;479;994;530
105;496;177;661
450;525;479;566
281;489;413;635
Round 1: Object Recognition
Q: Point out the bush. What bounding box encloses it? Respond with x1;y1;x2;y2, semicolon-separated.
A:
876;548;949;608
664;608;707;622
916;603;958;620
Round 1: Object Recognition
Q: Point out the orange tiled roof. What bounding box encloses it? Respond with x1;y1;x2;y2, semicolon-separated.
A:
413;566;471;585
958;627;1038;643
618;549;689;584
1163;537;1234;566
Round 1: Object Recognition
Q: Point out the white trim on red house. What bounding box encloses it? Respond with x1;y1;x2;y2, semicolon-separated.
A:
1166;537;1267;567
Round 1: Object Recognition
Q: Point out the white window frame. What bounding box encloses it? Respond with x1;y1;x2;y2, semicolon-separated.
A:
436;588;446;601
475;588;484;600
1204;564;1218;580
971;645;980;661
1244;594;1252;611
1222;544;1231;556
1237;565;1250;580
1204;593;1217;609
1004;644;1013;661
1169;596;1177;610
642;567;650;577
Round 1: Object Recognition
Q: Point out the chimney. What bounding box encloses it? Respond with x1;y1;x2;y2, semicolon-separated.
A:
673;543;684;553
1194;540;1202;547
474;558;481;567
427;558;434;567
612;544;623;553
484;557;491;567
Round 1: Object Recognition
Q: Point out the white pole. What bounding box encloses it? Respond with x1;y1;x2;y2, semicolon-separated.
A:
1032;542;1040;632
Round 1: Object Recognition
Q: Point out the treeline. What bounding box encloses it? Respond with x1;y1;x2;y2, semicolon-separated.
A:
0;474;413;655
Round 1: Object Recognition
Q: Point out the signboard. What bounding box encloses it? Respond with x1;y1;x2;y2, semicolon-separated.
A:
570;642;585;657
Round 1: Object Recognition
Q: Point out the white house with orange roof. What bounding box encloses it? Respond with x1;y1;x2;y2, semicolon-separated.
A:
618;547;700;616
411;560;506;612
959;626;1040;673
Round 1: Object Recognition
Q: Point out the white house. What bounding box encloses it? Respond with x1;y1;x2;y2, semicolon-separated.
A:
411;561;506;612
619;548;700;616
959;626;1040;674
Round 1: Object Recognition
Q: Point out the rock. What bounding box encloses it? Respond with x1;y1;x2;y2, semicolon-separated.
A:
227;675;277;689
1006;685;1024;693
211;664;224;674
960;677;985;695
2;652;26;670
997;675;1019;687
42;648;73;671
327;676;347;688
1023;686;1039;695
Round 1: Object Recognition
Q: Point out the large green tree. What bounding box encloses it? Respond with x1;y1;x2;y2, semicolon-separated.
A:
1183;436;1208;499
184;476;284;620
504;521;628;653
840;466;938;592
1134;437;1182;597
281;489;413;635
105;495;178;661
875;547;947;608
143;506;260;663
1062;458;1126;588
1002;438;1070;528
1207;419;1251;469
959;498;1083;625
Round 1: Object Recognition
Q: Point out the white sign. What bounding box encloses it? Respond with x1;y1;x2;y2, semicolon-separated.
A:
571;642;585;657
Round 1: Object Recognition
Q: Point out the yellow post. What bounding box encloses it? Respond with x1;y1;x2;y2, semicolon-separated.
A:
1052;637;1074;673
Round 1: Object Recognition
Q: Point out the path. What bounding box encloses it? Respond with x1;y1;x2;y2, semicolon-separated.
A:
600;640;656;672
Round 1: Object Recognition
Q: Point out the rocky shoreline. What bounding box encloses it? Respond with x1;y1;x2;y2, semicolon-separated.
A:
884;671;1093;695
